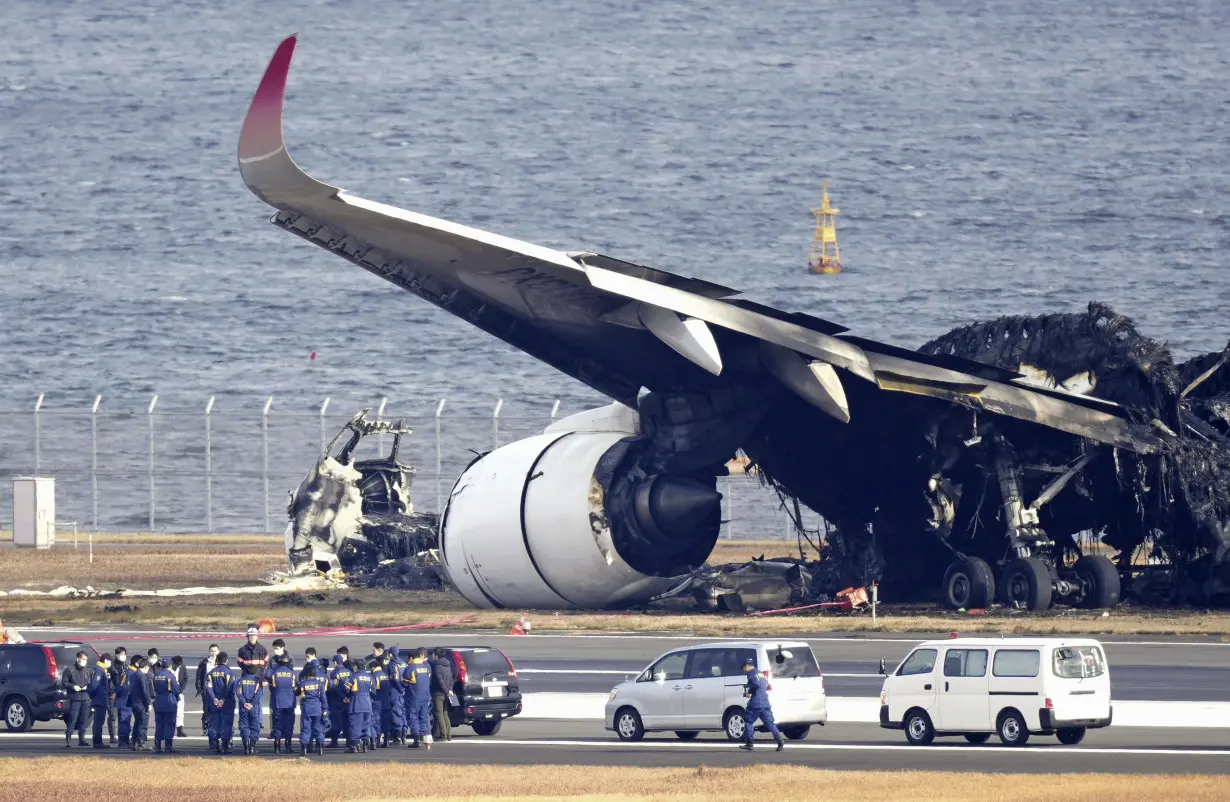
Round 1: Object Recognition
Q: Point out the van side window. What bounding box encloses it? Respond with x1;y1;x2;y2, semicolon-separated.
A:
724;648;757;677
641;652;687;682
771;646;820;678
992;649;1040;677
684;649;728;679
897;648;937;676
943;648;988;677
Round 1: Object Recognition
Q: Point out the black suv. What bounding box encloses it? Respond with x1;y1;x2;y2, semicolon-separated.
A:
0;642;100;731
394;645;522;736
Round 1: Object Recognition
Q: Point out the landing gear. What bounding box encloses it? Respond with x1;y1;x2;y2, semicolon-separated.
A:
999;557;1053;611
1073;555;1120;609
941;556;995;609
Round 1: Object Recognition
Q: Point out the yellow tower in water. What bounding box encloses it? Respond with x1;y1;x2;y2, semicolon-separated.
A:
808;180;841;275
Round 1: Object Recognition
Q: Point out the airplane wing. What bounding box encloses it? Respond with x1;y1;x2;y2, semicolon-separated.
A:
238;36;1160;454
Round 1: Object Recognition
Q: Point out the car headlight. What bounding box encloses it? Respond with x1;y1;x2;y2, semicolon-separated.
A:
608;689;618;701
880;691;887;705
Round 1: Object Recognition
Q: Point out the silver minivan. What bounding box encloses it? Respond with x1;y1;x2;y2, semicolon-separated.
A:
604;640;828;741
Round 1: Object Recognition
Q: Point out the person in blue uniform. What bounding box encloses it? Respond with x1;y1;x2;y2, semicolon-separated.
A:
344;658;374;753
740;656;784;752
127;657;152;751
402;648;433;749
368;658;386;747
383;652;406;745
88;653;114;749
327;651;352;748
269;654;298;754
60;651;92;748
205;652;237;754
113;652;133;749
296;664;327;755
152;660;181;753
235;668;264;755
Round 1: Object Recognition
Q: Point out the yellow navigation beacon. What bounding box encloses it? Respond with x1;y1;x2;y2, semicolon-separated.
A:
808;180;842;275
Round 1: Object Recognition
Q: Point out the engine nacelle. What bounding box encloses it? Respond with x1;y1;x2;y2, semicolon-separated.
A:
441;415;722;609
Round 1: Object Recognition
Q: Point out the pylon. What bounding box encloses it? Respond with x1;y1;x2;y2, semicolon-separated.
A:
509;614;531;636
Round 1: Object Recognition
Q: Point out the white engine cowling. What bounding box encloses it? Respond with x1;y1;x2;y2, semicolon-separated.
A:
442;421;726;609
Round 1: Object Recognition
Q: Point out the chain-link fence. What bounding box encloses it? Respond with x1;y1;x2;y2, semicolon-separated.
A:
0;395;820;541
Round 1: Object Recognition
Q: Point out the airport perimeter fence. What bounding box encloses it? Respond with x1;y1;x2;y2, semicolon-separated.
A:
0;394;822;543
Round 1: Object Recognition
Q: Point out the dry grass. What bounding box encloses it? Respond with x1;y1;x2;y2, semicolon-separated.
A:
1;536;1229;637
0;759;1223;801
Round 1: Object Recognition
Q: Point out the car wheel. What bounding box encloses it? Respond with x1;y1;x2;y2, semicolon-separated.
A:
997;710;1030;746
674;730;700;741
471;719;502;736
1074;555;1120;609
1000;557;1053;611
1056;727;1086;745
615;708;644;742
963;733;991;744
780;725;811;741
4;697;32;732
904;709;934;746
723;708;747;741
942;556;995;609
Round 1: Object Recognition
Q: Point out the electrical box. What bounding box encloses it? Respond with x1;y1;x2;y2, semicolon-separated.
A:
13;477;55;549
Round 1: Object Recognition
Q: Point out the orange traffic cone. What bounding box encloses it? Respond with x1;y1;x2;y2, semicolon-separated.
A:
508;614;532;636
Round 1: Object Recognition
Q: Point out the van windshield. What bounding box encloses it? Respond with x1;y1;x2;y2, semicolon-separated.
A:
1051;646;1105;679
769;645;819;678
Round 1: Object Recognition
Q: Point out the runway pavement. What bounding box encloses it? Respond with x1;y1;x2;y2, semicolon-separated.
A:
3;628;1226;771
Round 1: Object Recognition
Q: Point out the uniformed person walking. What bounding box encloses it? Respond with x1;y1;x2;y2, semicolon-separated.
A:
296;664;326;755
60;651;92;748
740;656;784;752
152;660;182;753
205;652;237;754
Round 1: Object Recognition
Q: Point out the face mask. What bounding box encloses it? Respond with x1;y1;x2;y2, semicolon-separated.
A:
77;660;87;667
274;648;284;656
117;655;127;663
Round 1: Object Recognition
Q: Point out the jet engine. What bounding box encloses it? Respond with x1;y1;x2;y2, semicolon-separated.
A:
440;404;723;609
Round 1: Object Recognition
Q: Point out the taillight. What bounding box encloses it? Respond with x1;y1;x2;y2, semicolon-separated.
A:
42;647;58;681
497;649;518;679
1044;697;1054;710
453;651;468;686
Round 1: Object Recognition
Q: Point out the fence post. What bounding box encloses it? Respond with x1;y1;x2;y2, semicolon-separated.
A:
147;395;158;531
435;398;446;512
319;397;330;453
376;396;388;457
262;396;273;534
550;399;560;424
492;398;504;450
205;396;215;533
34;393;44;474
91;395;101;530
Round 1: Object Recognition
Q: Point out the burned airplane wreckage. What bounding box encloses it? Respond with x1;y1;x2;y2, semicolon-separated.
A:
284;411;440;586
245;37;1230;611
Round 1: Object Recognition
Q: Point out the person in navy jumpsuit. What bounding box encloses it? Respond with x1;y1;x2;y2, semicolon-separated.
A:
113;655;133;748
327;653;352;748
344;659;374;753
235;669;264;754
368;658;386;746
402;648;433;749
87;653;114;748
297;664;327;755
269;654;298;753
383;652;406;745
127;658;152;751
205;652;237;753
152;662;181;753
740;656;784;752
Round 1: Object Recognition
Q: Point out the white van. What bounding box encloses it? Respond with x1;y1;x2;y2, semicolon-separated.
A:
605;640;828;742
879;637;1112;746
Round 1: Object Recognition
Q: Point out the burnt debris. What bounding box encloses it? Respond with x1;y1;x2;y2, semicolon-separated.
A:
284;410;440;585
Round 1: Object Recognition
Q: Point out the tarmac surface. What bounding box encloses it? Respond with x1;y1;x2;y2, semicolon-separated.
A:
3;629;1227;772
